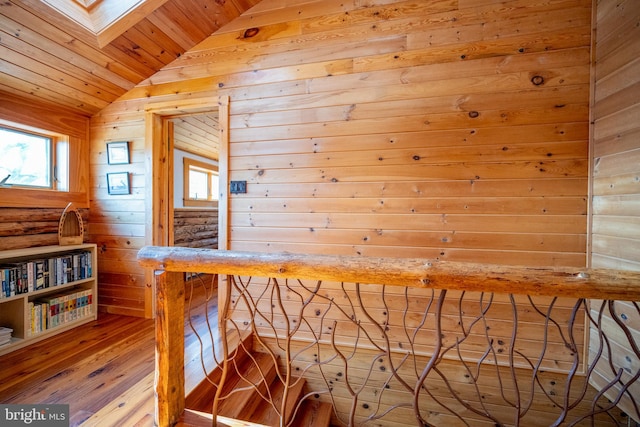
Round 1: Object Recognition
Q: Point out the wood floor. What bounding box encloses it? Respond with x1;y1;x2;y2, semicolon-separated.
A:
0;313;156;426
0;274;219;427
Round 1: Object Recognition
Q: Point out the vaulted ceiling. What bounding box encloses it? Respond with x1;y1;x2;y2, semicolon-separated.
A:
0;0;262;117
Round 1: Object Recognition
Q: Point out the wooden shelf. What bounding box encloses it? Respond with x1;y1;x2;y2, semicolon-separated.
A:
0;244;97;356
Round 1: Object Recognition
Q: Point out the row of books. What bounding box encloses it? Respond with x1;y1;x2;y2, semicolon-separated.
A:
0;327;12;347
27;287;94;336
0;251;93;299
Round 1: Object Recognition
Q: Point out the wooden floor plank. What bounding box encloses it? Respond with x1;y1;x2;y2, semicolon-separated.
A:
0;313;156;425
0;275;219;427
5;322;155;403
0;314;149;398
78;371;155;427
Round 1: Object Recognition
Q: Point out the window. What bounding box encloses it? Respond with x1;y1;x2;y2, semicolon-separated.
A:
0;125;68;191
184;157;218;207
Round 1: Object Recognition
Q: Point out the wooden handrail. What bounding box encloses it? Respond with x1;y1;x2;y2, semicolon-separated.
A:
138;246;640;301
139;246;640;426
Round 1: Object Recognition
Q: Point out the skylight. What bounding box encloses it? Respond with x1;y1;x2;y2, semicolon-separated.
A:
39;0;167;47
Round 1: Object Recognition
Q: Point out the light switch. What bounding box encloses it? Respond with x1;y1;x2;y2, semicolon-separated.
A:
230;180;247;194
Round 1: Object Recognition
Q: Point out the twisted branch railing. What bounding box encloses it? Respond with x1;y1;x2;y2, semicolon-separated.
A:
138;247;640;427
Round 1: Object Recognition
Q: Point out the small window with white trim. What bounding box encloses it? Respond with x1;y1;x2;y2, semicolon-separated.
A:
0;124;68;191
184;157;218;207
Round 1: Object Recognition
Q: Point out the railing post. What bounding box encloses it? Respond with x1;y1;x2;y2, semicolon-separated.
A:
155;270;185;426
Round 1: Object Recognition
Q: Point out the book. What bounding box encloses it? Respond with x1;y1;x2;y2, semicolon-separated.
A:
19;263;28;294
1;265;19;297
27;261;35;293
8;267;17;296
0;326;12;347
39;293;61;328
0;252;92;299
0;245;95;354
48;258;55;287
35;260;45;290
0;266;5;299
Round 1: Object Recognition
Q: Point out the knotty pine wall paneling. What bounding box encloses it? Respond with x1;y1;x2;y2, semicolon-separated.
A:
220;0;592;265
591;0;640;270
89;117;147;317
0;92;90;250
589;0;640;421
91;0;591;309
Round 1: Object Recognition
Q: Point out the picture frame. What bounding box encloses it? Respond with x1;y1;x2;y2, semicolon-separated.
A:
106;141;130;165
106;172;130;195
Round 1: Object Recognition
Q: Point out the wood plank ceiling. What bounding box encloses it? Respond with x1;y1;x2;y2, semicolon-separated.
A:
0;0;262;117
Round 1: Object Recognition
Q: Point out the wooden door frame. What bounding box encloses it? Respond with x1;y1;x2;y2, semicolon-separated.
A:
144;96;230;318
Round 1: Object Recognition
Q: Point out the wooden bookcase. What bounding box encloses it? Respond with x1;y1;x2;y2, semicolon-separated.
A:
0;244;97;356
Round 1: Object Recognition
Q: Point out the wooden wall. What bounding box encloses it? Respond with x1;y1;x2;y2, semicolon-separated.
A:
171;113;220;161
89;121;147;317
0;208;90;250
589;0;640;421
91;0;592;315
591;0;640;270
0;92;90;250
174;208;219;249
203;0;592;265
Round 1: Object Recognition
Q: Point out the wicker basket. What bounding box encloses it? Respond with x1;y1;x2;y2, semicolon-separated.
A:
58;203;84;245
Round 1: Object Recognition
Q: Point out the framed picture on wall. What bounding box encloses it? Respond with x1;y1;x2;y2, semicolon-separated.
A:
107;141;130;165
107;172;130;195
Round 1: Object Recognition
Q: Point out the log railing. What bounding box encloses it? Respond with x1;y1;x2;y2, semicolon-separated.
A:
137;246;640;427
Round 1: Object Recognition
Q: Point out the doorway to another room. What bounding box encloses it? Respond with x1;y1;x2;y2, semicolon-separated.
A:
144;96;230;316
169;112;221;250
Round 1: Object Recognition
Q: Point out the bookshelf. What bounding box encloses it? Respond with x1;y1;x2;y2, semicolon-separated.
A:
0;244;97;356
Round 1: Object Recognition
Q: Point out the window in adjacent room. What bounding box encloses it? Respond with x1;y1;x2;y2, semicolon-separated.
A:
184;157;218;207
0;125;68;191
